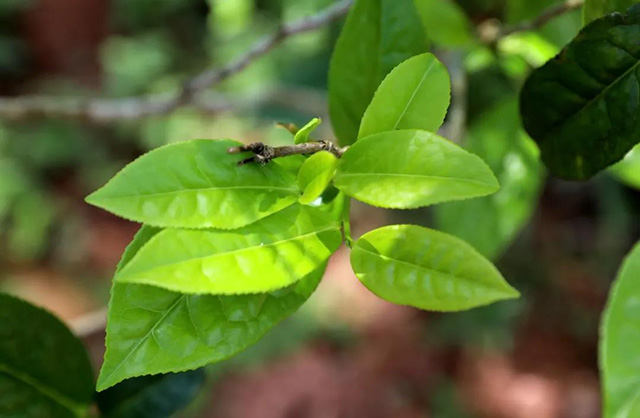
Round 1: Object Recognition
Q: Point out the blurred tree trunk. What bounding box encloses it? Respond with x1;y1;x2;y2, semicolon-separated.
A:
23;0;110;87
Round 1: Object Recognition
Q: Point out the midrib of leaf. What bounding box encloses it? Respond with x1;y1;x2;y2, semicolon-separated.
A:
355;246;511;294
544;44;640;141
118;225;339;282
390;59;435;130
0;365;87;417
94;185;299;200
99;295;185;390
336;172;495;188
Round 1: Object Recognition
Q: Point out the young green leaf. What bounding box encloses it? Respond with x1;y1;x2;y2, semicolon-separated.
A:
98;225;327;391
601;241;640;418
116;204;341;295
520;4;640;180
350;225;520;311
97;369;205;418
294;118;321;144
328;0;428;146
297;151;338;205
334;130;499;209
584;0;636;24
435;98;543;259
358;53;451;139
86;139;298;229
0;294;94;418
610;144;640;189
412;0;474;47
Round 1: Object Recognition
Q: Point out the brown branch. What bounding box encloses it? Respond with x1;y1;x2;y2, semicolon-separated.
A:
228;141;347;165
479;0;583;44
0;0;352;123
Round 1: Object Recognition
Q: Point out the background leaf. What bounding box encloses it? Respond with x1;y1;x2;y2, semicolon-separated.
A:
97;369;205;418
435;98;543;259
601;241;640;417
334;130;499;209
297;151;338;205
99;222;327;390
520;5;640;179
86;139;298;229
116;204;341;295
350;225;520;311
413;0;474;47
358;53;451;139
584;0;637;24
0;294;94;417
328;0;428;145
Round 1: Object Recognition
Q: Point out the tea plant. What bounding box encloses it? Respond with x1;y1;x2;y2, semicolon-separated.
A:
4;0;640;417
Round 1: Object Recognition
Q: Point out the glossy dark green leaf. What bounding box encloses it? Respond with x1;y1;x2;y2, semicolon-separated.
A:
0;294;94;417
351;225;520;311
601;241;640;418
86;139;298;229
334;130;499;209
116;204;341;295
435;99;543;259
294;118;321;144
520;5;640;180
413;0;474;47
358;53;451;138
584;0;636;24
297;151;338;205
328;0;428;145
97;369;205;418
99;254;326;390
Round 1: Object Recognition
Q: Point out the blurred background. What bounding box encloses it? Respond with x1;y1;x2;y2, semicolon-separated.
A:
1;0;638;417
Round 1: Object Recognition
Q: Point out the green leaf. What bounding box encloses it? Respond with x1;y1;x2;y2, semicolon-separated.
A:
334;130;499;209
601;241;640;417
350;225;520;312
297;151;338;205
97;369;205;418
328;0;428;146
584;0;637;24
294;118;321;144
413;0;474;47
86;139;298;229
0;294;94;417
520;5;640;180
98;225;326;391
116;204;341;295
435;98;543;259
609;144;640;188
358;53;451;139
506;0;583;48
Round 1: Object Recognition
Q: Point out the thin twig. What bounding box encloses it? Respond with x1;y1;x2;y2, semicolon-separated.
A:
228;141;347;165
479;0;584;44
0;0;352;123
